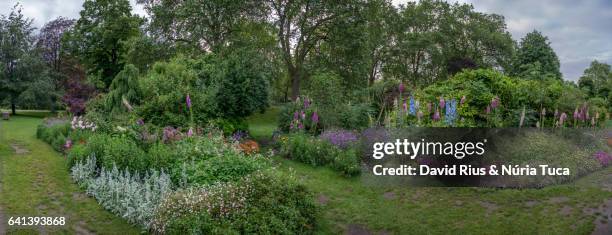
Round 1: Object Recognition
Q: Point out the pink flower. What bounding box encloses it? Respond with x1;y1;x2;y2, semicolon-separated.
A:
399;83;405;93
64;139;73;149
187;127;194;137
439;97;445;109
433;108;440;121
559;112;567;126
186;94;192;109
312;111;319;124
490;96;499;109
485;105;491;114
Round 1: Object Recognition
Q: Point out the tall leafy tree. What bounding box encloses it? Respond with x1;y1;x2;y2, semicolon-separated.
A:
0;4;38;114
578;60;611;99
36;17;76;112
267;0;351;100
513;30;561;79
385;0;514;86
64;0;142;88
139;0;265;52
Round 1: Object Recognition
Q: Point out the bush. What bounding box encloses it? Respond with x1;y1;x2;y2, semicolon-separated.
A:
99;135;148;173
147;143;177;170
71;155;173;229
151;171;317;234
331;148;361;177
280;133;361;176
185;153;268;186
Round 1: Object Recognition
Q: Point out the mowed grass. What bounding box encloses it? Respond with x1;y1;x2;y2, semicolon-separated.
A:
246;105;281;141
248;107;612;234
0;116;139;234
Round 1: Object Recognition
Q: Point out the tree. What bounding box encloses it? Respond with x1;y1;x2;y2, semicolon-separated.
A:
267;0;350;100
385;0;514;86
0;4;37;114
64;0;142;88
37;17;75;72
36;17;76;112
513;30;561;79
138;0;265;52
578;60;611;102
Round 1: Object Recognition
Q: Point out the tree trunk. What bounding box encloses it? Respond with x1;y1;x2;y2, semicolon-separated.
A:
11;102;16;115
290;70;301;101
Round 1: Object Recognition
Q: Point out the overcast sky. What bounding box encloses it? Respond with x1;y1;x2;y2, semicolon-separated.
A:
1;0;610;82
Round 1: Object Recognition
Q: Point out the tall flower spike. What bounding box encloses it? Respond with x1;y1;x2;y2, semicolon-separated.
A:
312;111;319;124
490;96;499;109
460;95;466;105
399;83;405;94
433;108;440;121
186;94;192;109
187;127;194;137
439;97;445;110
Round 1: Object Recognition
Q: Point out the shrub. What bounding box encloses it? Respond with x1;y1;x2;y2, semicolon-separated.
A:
147;143;177;170
280;133;361;176
331;148;361;177
99;136;148;173
151;171;317;234
72;155;173;229
185;153;268;186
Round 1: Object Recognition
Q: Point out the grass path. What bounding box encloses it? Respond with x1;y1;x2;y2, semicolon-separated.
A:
0;116;139;234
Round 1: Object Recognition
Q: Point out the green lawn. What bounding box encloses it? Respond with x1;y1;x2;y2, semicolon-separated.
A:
0;116;139;234
246;106;281;141
249;107;612;234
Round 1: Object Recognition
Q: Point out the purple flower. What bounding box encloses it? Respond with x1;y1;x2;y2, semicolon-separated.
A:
64;139;73;149
312;111;319;124
460;95;466;105
485;105;491;115
232;130;247;142
573;107;579;120
186;94;192;109
433;108;440;121
303;98;310;109
439;97;445;109
293;111;299;120
559;112;567;126
301;110;306;119
490;96;499;109
187;127;194;137
593;151;612;166
136;119;144;126
402;99;408;112
320;129;359;149
399;83;405;93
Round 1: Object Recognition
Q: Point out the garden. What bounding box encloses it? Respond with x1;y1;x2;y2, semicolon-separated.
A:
1;0;612;234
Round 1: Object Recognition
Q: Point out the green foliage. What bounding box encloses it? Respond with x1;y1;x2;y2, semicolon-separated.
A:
105;64;141;113
214;50;270;118
578;60;611;111
185;154;267;186
98;135;148;172
513;31;561;79
385;0;515;85
152;171;317;234
36;122;71;151
63;0;142;87
279;133;361;176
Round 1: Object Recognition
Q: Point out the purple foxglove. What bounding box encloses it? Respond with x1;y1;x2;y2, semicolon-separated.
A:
312;111;319;124
186;94;192;109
